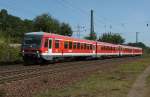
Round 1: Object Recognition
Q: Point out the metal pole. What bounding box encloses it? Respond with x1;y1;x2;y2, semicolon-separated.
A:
136;32;139;43
90;9;94;37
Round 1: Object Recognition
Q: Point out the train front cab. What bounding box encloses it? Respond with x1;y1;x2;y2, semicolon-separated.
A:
22;32;54;64
22;33;44;64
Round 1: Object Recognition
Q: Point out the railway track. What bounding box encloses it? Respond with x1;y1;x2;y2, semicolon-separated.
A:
0;57;141;84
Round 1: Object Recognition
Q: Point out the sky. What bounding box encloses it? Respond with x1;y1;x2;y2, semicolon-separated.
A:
0;0;150;46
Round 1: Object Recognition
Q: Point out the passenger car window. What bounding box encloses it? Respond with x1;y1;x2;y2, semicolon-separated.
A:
84;43;86;49
64;41;68;49
69;42;72;49
55;40;59;48
73;42;77;49
44;39;48;48
77;43;80;49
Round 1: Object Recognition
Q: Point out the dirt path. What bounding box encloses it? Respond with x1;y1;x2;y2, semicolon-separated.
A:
127;64;150;97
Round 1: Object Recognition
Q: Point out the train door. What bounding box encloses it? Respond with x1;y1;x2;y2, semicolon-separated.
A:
95;42;97;57
48;38;52;55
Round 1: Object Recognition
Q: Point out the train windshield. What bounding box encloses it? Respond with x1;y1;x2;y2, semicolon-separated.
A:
23;35;42;48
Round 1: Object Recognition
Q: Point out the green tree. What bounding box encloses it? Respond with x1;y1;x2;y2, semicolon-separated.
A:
33;13;73;36
98;33;125;44
60;23;72;36
127;42;146;48
33;13;60;32
0;9;8;33
33;13;52;32
0;9;29;38
23;19;34;32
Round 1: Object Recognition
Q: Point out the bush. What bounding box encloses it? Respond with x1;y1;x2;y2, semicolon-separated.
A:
0;40;22;64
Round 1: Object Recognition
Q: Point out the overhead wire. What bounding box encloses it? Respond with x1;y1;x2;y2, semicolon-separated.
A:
59;0;124;33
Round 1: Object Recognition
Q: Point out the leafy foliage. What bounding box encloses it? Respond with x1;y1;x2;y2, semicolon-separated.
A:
0;39;21;63
127;42;146;48
98;33;125;44
33;14;60;33
60;23;73;36
33;14;73;36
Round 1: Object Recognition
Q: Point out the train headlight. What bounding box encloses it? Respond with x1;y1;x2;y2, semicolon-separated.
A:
36;50;39;53
22;50;24;56
36;50;40;58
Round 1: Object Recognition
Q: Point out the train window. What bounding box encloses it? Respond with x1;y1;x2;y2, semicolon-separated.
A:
97;46;99;50
107;46;109;50
93;45;95;50
113;47;114;50
73;42;77;49
110;47;114;50
104;46;107;50
109;47;112;50
103;46;105;50
64;41;68;49
49;39;52;49
109;47;111;50
55;40;59;48
90;44;92;50
44;39;48;48
108;47;110;50
105;46;107;50
104;46;106;50
102;46;104;50
87;44;90;50
114;47;116;50
84;43;86;49
101;46;103;50
77;43;80;49
69;42;72;49
81;43;84;50
99;46;101;50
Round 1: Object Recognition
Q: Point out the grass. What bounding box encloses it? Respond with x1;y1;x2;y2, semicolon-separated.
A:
145;63;150;97
0;39;22;65
36;56;150;97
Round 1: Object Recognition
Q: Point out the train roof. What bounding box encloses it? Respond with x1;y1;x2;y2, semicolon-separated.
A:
25;32;45;35
120;45;142;50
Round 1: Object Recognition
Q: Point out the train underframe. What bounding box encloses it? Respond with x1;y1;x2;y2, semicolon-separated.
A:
22;52;142;65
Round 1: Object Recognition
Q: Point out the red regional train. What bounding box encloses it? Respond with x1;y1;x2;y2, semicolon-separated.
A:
21;32;143;64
